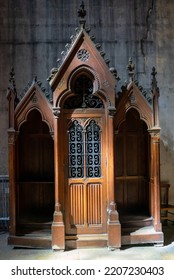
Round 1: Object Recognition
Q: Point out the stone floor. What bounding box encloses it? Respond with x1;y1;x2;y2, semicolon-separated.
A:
0;225;174;260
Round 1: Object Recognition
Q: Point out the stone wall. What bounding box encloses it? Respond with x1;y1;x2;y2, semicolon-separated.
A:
0;0;174;202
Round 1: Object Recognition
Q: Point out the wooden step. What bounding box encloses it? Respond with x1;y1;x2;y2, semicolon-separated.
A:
121;225;164;246
120;215;153;229
65;234;108;249
8;233;52;248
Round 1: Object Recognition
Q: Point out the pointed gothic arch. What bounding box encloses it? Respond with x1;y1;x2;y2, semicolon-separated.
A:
55;66;110;110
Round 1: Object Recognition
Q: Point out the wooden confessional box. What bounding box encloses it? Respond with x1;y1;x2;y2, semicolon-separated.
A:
7;23;163;249
114;74;163;245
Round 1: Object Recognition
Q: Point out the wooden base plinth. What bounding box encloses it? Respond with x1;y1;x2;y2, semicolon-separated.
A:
51;211;65;250
108;222;121;249
107;202;121;249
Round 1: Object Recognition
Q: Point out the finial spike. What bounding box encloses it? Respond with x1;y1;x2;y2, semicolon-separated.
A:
78;1;86;28
8;66;19;105
127;58;135;82
151;66;159;92
9;67;16;92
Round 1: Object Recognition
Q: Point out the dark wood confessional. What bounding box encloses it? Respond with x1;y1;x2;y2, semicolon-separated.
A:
7;3;163;249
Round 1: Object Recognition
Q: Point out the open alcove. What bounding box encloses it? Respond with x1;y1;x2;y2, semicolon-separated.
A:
16;110;54;235
114;109;152;239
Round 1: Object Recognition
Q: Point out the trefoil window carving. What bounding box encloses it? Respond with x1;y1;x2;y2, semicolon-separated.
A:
64;75;104;109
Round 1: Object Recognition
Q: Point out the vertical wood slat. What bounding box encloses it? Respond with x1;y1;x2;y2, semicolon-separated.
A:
70;183;84;225
87;183;102;225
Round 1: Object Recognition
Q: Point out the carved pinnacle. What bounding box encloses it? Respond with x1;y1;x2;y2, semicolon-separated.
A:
78;1;86;28
127;57;135;82
151;66;158;90
78;1;86;18
9;67;16;91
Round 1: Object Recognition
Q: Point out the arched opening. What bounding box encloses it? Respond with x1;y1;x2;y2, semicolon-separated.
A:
114;109;150;223
16;110;54;234
64;74;104;109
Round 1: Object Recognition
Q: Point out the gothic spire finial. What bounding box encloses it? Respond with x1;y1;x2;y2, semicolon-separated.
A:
151;66;157;89
9;67;16;92
8;66;19;105
78;1;86;28
127;57;135;82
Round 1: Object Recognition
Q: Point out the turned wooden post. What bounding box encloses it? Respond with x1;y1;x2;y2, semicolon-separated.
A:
107;108;121;249
51;108;65;250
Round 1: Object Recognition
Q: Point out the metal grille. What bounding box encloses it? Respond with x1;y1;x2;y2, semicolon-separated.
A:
0;175;9;229
68;120;101;178
68;120;84;178
86;120;101;177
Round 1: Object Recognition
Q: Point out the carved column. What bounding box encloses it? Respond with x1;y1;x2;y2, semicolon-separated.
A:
149;68;162;233
107;108;121;249
51;108;65;250
8;129;18;237
149;128;162;232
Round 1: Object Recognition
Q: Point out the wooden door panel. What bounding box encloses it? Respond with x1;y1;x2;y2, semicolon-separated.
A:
69;183;85;227
67;182;103;232
87;183;102;225
64;115;106;235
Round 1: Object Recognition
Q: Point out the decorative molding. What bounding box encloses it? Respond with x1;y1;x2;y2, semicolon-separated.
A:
58;78;65;89
148;127;161;138
50;131;54;140
8;129;18;144
108;106;116;117
53;107;61;118
109;67;120;81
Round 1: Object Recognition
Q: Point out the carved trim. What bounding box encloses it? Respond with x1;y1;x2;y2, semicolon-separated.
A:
108;106;116;117
50;131;54;140
148;127;161;138
53;107;61;118
8;129;18;144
